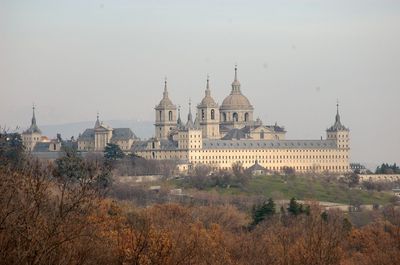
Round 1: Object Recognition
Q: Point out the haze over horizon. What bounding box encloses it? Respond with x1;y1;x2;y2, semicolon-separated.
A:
1;0;399;165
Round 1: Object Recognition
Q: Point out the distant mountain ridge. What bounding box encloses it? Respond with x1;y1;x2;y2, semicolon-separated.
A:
39;120;154;140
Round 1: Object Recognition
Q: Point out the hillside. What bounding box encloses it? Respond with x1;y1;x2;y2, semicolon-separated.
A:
175;174;393;205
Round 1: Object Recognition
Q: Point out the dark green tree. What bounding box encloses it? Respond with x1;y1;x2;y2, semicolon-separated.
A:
251;198;276;226
0;132;25;169
287;197;309;216
104;143;125;161
53;150;87;181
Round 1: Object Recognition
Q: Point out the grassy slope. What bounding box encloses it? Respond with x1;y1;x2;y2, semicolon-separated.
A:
213;175;393;205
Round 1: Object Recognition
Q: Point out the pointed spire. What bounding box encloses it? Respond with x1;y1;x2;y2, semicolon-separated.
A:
186;98;194;129
25;103;41;134
205;74;211;97
95;112;101;128
335;99;341;124
188;98;192;119
177;105;182;127
163;77;168;98
327;100;348;132
31;103;37;126
231;64;241;94
234;64;238;81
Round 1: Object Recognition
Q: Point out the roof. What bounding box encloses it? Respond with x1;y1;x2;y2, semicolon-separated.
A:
220;66;253;111
222;128;247;140
111;128;137;140
222;125;286;140
327;104;348;132
220;93;253;110
198;78;218;107
23;107;42;134
247;161;266;171
32;142;51;152
155;80;176;110
202;139;337;150
132;139;179;151
78;129;95;140
78;128;136;141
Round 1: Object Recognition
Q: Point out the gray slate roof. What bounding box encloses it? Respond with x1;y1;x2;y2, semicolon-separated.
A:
78;128;136;141
78;129;95;140
133;138;337;151
111;128;137;140
32;142;51;152
132;139;179;151
222;124;286;140
222;128;247;140
202;139;337;149
247;161;266;171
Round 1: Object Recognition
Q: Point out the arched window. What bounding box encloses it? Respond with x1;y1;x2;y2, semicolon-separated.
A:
201;109;205;120
233;112;238;122
211;109;215;120
223;112;227;122
260;130;265;139
244;112;249;122
159;110;162;121
168;111;172;121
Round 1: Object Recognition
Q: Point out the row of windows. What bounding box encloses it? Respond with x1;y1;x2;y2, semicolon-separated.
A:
196;161;349;171
200;148;346;153
190;154;348;160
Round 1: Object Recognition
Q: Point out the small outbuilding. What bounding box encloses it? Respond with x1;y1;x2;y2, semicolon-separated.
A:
247;161;267;176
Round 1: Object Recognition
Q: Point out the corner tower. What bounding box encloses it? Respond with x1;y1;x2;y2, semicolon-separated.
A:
326;102;350;150
197;76;220;139
155;78;177;139
22;105;42;151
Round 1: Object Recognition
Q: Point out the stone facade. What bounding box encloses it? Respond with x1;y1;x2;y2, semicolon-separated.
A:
77;115;136;152
132;66;351;174
21;106;43;151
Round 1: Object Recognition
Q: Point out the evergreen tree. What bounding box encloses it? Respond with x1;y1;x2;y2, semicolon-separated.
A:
251;198;276;226
287;197;301;216
104;143;125;161
0;132;25;169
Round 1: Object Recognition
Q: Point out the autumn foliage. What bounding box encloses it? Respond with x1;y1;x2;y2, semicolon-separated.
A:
1;159;400;265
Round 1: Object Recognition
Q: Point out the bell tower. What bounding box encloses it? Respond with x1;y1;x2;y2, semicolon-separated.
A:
326;102;350;150
197;75;220;138
154;78;177;139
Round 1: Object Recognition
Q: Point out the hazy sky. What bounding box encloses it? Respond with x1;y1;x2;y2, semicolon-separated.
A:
1;0;399;165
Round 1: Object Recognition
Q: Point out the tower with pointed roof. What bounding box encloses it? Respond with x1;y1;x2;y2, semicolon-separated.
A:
326;102;350;150
197;76;220;139
155;78;177;139
220;65;254;129
22;105;43;151
185;99;194;129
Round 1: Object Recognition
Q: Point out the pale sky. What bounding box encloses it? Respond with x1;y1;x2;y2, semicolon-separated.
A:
1;0;399;165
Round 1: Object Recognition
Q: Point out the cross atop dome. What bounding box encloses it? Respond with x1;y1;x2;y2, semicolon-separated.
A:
231;64;241;94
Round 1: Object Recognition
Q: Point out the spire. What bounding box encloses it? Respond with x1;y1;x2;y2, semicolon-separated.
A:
163;77;168;98
336;100;340;123
177;105;182;128
95;112;101;128
31;104;37;126
24;104;41;134
234;64;238;81
205;74;211;97
186;99;194;129
327;100;348;132
188;99;192;121
231;64;241;94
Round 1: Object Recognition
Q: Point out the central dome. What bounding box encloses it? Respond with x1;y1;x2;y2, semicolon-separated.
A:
220;93;253;110
220;66;253;110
